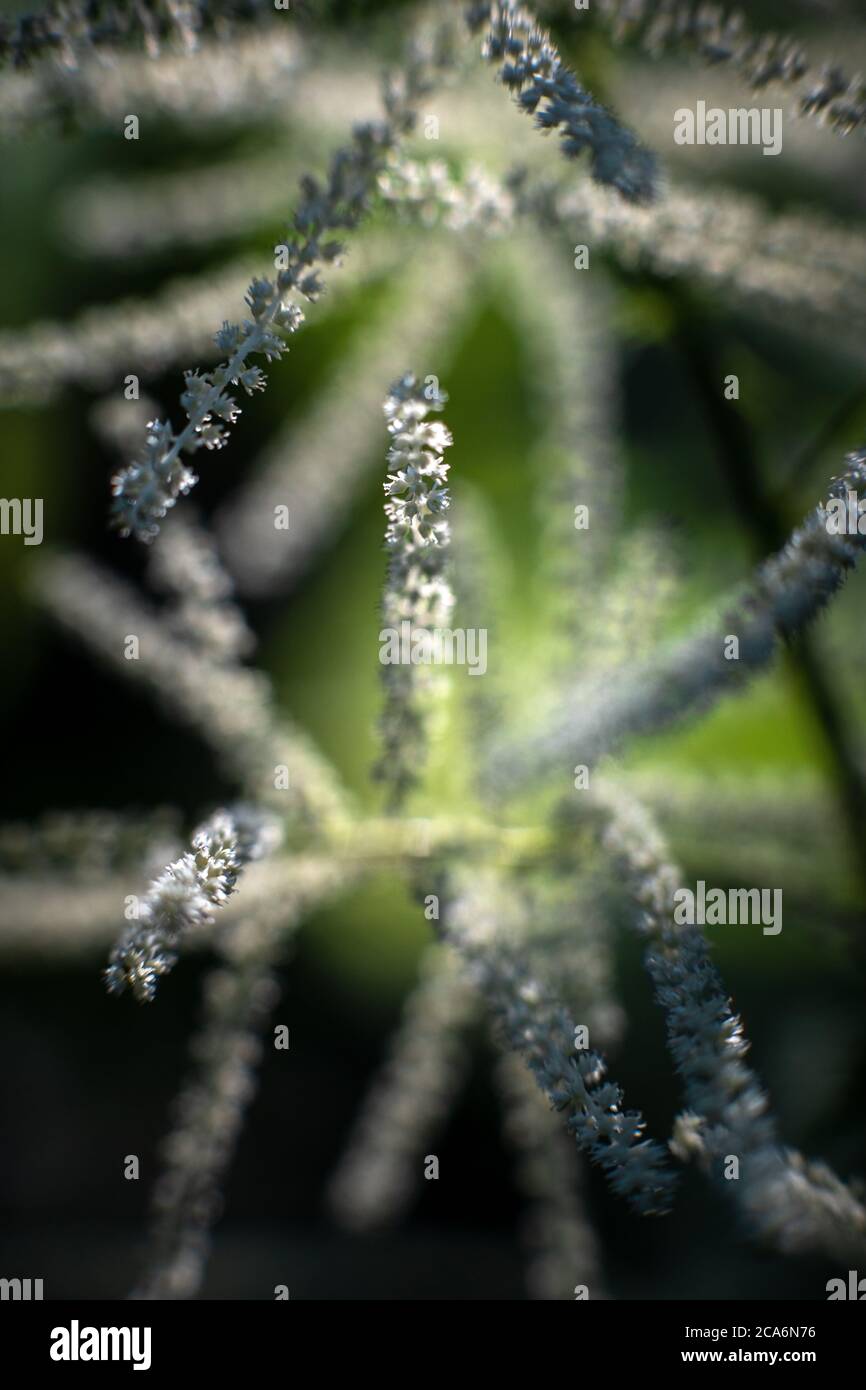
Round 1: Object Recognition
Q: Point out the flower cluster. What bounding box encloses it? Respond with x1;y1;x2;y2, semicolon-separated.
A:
109;291;306;541
467;0;659;203
104;806;280;1003
383;371;453;554
375;373;455;806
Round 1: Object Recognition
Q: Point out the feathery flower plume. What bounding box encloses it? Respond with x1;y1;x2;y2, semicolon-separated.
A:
0;0;280;71
595;784;866;1261
220;243;471;596
496;231;623;668
439;864;678;1215
0;232;400;407
0;807;179;880
595;0;866;137
109;23;459;541
467;0;659;203
496;1052;608;1300
614;767;852;905
374;371;455;808
136;944;282;1298
0;26;302;138
105;805;281;1003
134;854;347;1299
0;256;259;404
327;947;478;1231
149;515;255;665
36;552;349;824
63;153;312;260
376;153;866;355
487;448;866;791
